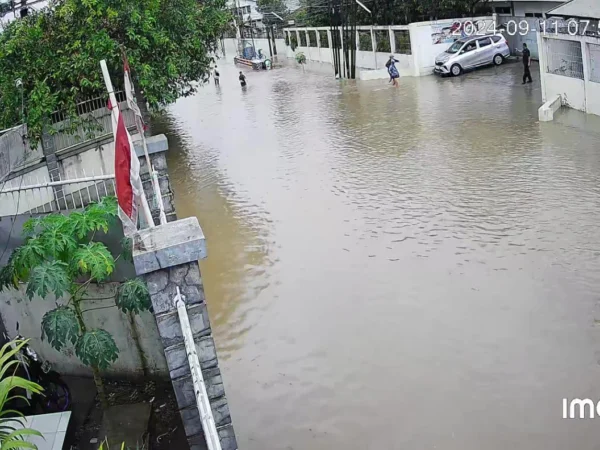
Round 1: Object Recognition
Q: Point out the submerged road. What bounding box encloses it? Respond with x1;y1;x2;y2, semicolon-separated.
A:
154;60;600;450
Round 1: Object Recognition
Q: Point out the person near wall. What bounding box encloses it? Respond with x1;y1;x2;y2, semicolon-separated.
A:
522;43;532;84
213;65;220;86
386;55;401;87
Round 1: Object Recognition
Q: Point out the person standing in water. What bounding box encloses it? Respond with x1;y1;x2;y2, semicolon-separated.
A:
521;43;532;84
386;55;400;87
239;71;247;88
213;65;220;86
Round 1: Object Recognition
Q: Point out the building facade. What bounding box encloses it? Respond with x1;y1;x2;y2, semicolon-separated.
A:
537;0;600;117
490;0;565;17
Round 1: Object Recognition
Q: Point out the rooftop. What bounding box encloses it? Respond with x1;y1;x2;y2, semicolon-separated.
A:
548;0;600;19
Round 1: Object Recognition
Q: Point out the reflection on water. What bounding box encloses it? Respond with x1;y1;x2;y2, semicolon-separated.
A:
154;60;600;450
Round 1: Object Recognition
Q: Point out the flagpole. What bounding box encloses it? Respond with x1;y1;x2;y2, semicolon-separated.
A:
100;59;155;229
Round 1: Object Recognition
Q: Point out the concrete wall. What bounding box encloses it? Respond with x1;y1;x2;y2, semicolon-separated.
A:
281;18;494;77
513;1;561;16
0;283;167;378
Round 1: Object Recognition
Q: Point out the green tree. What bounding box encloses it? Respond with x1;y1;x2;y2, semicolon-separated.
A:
0;339;43;449
0;0;230;142
0;197;150;407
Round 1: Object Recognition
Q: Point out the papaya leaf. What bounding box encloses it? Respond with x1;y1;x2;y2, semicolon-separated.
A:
0;254;19;291
21;217;41;237
68;211;110;240
25;261;70;300
89;196;118;217
75;329;119;370
73;242;115;281
41;306;80;351
37;214;69;232
12;237;45;279
120;236;132;263
115;279;151;314
39;222;77;259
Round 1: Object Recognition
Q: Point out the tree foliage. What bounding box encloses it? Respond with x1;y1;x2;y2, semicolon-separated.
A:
0;196;151;406
0;0;231;142
290;0;491;27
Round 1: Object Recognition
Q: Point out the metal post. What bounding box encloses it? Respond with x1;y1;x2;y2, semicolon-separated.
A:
152;165;167;224
100;60;154;228
174;287;223;450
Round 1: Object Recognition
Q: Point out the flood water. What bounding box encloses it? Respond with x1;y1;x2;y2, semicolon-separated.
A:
154;60;600;450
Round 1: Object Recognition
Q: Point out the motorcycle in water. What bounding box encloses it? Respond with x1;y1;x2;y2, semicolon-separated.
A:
4;324;71;414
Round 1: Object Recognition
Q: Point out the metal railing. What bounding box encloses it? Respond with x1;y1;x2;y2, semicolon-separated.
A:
50;91;137;153
0;167;117;216
173;287;222;450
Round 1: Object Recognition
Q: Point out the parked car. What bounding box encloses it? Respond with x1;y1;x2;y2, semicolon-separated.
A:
434;34;510;76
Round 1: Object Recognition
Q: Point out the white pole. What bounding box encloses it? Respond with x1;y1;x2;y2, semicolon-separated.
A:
152;164;167;225
100;60;154;228
174;287;223;450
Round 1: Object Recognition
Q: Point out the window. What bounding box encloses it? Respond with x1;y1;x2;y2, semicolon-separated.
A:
495;6;511;14
463;41;477;53
491;35;502;43
394;30;411;55
525;12;543;18
478;37;492;48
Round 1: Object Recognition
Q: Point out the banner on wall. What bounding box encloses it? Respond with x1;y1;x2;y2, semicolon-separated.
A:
431;19;494;45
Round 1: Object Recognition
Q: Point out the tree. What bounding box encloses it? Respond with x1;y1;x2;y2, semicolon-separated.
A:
0;197;150;407
0;339;43;449
0;0;231;142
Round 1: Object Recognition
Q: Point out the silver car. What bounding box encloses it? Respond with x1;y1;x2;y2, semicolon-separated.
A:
434;34;510;76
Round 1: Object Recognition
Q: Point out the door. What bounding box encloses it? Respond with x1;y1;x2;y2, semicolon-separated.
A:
476;37;493;66
459;40;479;69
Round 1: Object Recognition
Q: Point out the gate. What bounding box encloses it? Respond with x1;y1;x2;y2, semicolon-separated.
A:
498;17;540;59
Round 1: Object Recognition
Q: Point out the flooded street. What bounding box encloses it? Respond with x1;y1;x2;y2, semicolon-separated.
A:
154;60;600;449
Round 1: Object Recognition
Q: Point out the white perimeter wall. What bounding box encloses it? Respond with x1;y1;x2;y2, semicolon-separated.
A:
538;33;600;117
281;18;494;77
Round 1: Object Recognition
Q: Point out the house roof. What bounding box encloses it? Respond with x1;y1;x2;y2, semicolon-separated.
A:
547;0;600;19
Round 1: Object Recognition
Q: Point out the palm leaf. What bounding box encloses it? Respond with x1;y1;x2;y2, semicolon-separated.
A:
0;339;44;450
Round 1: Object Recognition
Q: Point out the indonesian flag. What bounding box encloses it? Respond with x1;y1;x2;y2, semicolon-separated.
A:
108;98;142;235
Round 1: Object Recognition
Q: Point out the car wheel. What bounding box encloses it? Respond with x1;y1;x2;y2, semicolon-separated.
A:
450;64;462;76
493;54;504;66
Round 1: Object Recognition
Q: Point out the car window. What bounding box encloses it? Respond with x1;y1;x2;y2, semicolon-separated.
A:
463;42;477;53
478;37;492;47
491;35;502;43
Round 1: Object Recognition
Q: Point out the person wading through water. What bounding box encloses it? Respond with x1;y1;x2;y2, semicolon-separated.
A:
521;43;532;84
386;55;401;87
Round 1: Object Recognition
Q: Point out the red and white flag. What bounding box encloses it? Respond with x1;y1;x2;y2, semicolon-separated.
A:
108;98;143;235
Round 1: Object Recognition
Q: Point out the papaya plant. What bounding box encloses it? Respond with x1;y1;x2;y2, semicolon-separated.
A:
0;196;150;407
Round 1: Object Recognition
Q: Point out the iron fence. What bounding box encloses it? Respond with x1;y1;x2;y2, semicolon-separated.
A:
50;91;136;153
545;38;584;80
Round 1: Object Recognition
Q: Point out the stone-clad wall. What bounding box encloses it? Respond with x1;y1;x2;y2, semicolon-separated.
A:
134;218;237;450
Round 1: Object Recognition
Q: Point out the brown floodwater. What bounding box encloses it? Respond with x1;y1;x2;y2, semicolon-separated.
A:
154;60;600;450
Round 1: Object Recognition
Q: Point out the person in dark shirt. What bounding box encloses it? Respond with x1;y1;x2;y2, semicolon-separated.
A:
239;71;247;88
522;43;532;84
